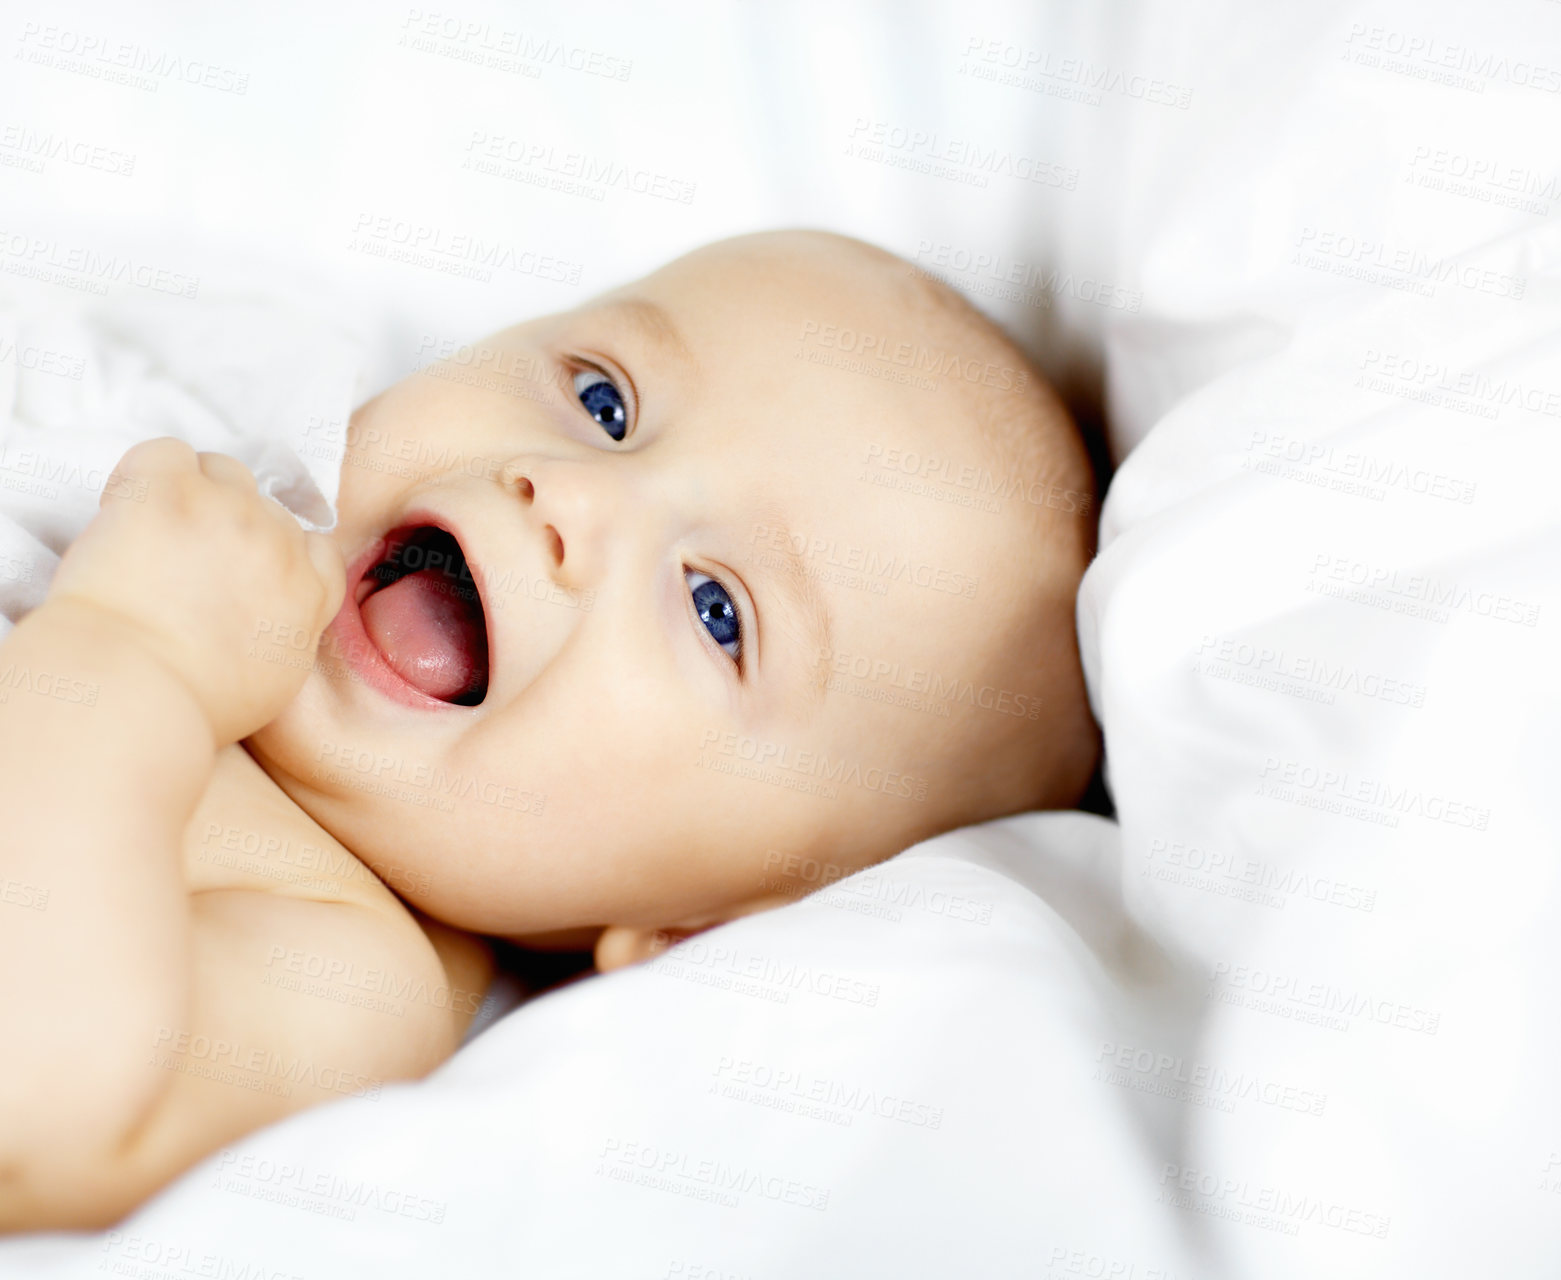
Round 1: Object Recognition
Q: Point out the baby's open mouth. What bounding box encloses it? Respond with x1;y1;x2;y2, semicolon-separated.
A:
356;525;490;705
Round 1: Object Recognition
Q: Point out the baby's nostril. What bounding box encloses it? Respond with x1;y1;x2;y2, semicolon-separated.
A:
544;524;564;567
501;462;535;501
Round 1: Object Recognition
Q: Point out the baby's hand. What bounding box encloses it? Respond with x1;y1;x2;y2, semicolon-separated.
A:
47;438;346;743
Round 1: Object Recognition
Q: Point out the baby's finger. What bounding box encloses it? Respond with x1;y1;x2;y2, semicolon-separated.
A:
119;437;201;475
304;532;347;629
196;451;258;492
100;437;198;508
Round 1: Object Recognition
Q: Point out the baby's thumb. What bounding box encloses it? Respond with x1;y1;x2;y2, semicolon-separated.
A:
304;532;348;631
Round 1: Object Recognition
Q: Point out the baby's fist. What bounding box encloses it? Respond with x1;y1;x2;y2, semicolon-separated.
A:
48;438;346;743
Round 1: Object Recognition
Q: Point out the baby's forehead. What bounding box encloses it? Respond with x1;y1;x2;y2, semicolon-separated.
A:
552;264;1017;488
639;234;943;334
632;246;1048;597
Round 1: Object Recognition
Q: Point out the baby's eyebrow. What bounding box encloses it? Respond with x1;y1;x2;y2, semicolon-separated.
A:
599;295;696;376
752;504;835;705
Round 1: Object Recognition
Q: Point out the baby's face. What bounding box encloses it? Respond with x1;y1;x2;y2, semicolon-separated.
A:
249;233;1055;938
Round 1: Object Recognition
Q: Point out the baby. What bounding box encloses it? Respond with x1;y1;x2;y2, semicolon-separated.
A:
0;231;1099;1230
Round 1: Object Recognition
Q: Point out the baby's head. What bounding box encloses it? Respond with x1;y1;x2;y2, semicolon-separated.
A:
249;231;1099;966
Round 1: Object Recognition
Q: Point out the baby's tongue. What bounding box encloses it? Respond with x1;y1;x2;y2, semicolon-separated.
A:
360;569;484;701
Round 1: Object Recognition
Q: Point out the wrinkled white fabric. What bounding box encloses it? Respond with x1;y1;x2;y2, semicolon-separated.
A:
0;292;358;637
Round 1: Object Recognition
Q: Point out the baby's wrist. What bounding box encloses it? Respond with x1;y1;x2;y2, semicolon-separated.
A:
29;595;218;744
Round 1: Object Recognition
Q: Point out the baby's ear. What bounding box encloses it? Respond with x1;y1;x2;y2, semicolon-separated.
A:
593;923;693;972
593;892;799;972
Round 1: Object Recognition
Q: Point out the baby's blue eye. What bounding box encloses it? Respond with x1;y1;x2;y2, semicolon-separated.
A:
686;570;742;664
573;369;627;441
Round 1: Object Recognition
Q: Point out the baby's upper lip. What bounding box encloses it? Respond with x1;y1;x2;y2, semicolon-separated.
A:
397;507;486;601
355;511;478;597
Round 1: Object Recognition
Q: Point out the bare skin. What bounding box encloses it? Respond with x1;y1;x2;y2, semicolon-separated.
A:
0;445;492;1231
0;232;1097;1230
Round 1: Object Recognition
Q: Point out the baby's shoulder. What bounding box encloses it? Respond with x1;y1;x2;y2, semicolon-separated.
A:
79;744;486;1218
179;744;493;1037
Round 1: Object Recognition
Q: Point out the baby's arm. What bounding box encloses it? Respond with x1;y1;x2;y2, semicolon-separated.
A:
0;594;212;1227
0;441;455;1230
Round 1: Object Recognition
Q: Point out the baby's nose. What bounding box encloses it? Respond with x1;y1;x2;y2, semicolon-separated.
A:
498;456;608;589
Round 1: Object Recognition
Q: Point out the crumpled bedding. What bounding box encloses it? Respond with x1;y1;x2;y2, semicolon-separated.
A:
0;292;358;640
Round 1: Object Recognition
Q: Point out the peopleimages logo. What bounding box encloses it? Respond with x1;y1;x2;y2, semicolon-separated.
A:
751;523;979;600
313;742;546;815
1209;960;1441;1036
397;9;633;81
845;118;1078;190
1194;634;1428;709
13;22;251;94
347;213;583;286
462;132;696;204
0;125;136;177
1358;348;1561;422
910;240;1144;313
712;1056;944;1129
1159;1163;1391;1239
697;729;930;802
596;1138;830;1211
816;645;1046;719
860;443;1091;516
0;228;200;298
1257;755;1490;831
797;319;1029;390
1245;429;1478;503
1095;1041;1328;1117
959;36;1194;109
1306;554;1539;626
1293;226;1526;299
1144;837;1378;914
149;1028;382;1099
210;1150;447;1223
